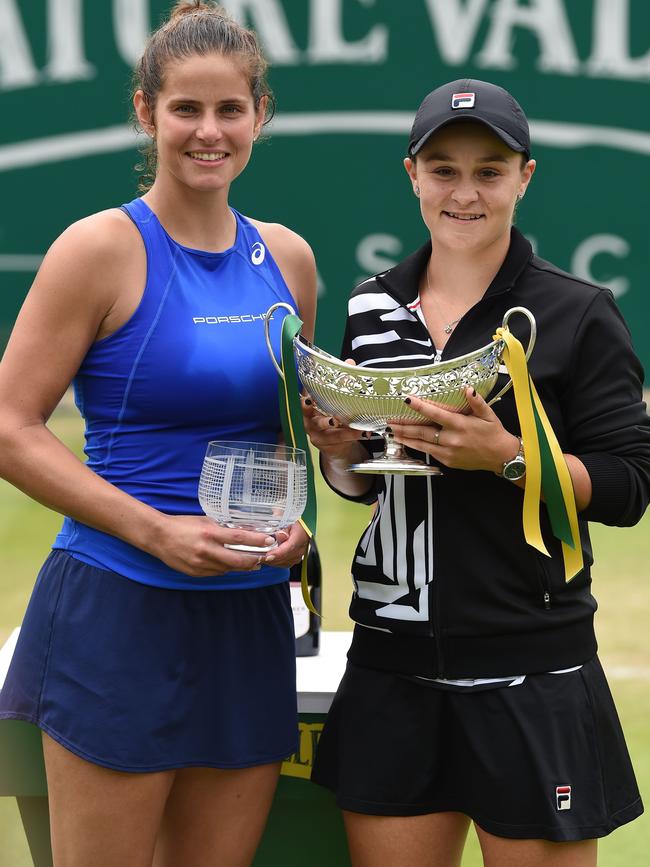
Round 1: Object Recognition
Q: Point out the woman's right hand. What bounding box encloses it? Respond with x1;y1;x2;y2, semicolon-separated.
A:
150;515;277;577
302;397;367;460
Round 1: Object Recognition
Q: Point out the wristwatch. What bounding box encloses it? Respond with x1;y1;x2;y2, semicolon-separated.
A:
500;437;526;481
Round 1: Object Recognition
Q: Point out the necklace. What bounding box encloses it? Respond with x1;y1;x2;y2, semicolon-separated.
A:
425;264;463;334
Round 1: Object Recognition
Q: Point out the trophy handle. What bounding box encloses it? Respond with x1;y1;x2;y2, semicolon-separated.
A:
264;302;297;379
486;306;537;406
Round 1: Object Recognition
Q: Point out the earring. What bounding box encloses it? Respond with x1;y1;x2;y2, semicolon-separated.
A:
517;192;524;201
414;185;420;197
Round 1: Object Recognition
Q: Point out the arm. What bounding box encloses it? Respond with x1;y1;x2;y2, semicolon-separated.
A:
390;289;650;520
0;212;278;577
255;225;375;516
253;221;376;502
563;290;650;525
250;220;317;339
391;390;593;511
251;221;327;562
305;400;376;501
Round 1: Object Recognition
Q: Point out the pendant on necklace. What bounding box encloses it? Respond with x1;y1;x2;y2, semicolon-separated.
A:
443;317;461;334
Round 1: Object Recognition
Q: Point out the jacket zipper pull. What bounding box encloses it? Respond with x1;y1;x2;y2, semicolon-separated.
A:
543;591;551;610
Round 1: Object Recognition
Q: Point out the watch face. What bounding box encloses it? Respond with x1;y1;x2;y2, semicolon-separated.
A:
503;458;526;481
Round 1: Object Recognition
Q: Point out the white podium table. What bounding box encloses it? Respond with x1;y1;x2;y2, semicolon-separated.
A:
296;630;351;712
0;628;20;689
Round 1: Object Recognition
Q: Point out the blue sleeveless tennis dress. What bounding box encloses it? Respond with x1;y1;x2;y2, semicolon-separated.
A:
55;197;294;590
0;199;300;770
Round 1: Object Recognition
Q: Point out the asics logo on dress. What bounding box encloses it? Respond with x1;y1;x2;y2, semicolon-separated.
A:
192;313;274;325
251;242;266;265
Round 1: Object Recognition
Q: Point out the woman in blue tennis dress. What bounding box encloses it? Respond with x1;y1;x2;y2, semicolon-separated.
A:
0;2;316;865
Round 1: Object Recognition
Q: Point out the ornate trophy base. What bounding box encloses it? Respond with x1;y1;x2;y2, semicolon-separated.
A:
348;457;443;475
347;433;443;476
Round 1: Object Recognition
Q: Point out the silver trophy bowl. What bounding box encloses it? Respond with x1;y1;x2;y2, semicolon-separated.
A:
265;305;536;475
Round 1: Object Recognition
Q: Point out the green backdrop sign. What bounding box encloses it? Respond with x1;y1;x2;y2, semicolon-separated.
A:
1;0;649;374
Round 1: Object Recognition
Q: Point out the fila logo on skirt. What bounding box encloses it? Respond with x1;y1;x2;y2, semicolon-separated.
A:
556;785;572;811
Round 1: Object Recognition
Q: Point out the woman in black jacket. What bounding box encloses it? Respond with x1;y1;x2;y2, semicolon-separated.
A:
305;79;650;866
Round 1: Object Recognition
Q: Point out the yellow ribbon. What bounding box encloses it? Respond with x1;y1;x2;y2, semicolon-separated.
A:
495;326;583;581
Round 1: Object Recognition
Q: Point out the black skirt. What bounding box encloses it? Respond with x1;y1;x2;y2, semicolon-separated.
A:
312;658;643;842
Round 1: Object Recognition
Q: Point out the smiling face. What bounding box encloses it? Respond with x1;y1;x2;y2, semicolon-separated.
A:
134;52;266;195
405;122;535;257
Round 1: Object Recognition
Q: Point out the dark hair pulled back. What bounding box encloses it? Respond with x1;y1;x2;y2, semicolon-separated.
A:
133;1;274;190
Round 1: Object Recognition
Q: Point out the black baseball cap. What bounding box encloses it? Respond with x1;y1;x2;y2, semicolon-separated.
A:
408;79;530;159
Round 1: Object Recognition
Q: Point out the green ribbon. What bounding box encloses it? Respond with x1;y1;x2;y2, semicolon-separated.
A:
531;384;574;548
278;313;319;615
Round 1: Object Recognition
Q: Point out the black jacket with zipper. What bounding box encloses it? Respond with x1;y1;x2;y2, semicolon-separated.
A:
328;228;650;679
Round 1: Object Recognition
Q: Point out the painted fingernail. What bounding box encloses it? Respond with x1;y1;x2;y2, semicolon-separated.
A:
304;398;312;406
385;426;393;434
328;418;336;426
472;388;477;397
265;556;275;563
361;431;369;438
264;536;275;546
404;397;412;405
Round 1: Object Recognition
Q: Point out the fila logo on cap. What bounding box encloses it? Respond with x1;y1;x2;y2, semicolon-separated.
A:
556;785;572;811
452;92;476;110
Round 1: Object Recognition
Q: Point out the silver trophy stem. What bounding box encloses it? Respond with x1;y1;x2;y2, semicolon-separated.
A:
348;429;443;476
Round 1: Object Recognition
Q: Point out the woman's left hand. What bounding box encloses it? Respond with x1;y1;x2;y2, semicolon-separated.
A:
263;521;310;568
390;386;520;473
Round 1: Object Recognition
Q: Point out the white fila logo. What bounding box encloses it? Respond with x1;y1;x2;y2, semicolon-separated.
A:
452;92;475;110
251;242;266;265
556;785;572;811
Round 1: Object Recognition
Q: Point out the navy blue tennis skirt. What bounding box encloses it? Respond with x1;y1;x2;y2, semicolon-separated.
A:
0;551;298;772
